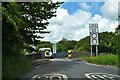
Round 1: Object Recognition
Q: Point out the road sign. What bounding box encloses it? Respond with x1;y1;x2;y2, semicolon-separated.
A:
89;23;99;45
89;23;99;57
92;33;97;38
92;39;97;45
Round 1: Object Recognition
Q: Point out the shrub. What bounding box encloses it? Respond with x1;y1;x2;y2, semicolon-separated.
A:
3;55;32;78
81;54;118;66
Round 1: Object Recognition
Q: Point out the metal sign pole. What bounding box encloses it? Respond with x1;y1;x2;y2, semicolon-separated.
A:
53;44;54;54
54;44;56;53
96;45;98;56
53;43;57;54
91;45;92;57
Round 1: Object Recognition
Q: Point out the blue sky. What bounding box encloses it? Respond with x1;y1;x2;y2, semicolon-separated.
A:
61;2;105;16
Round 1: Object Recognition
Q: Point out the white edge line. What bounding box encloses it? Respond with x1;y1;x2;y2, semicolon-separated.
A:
36;65;42;68
85;63;102;67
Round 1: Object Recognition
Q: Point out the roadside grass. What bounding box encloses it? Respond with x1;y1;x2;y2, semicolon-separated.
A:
80;54;119;67
3;55;32;79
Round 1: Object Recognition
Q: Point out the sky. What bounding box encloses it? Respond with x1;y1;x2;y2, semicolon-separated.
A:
37;0;119;43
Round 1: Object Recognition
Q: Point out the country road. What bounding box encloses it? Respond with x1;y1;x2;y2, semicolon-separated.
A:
22;58;120;80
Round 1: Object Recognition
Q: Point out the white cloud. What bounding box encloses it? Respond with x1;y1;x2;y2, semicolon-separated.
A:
98;18;118;32
79;2;91;10
52;0;68;3
52;0;119;2
40;8;92;43
101;1;118;20
90;14;102;22
40;2;118;43
90;14;118;32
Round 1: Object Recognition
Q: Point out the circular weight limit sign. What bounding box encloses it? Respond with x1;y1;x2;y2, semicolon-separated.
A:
92;33;97;38
85;73;120;80
92;39;97;45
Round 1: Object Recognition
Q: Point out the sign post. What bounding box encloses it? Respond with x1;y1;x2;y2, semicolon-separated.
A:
52;43;57;54
89;23;99;57
91;45;92;57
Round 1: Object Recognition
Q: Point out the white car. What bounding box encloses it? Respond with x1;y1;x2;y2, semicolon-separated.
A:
39;48;53;59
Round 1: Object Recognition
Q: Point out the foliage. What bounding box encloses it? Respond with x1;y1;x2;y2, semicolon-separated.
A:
2;55;32;78
74;31;119;54
18;2;62;45
74;36;90;52
57;38;77;52
36;41;52;52
2;2;62;78
115;25;120;55
2;2;62;55
98;32;116;53
2;2;24;56
81;54;118;67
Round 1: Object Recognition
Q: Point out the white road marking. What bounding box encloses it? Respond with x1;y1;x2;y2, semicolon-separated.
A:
44;74;68;79
90;75;105;80
50;75;62;80
96;75;105;78
85;62;102;67
31;75;39;80
102;75;116;80
35;65;42;68
76;62;84;64
85;73;120;80
31;73;68;80
91;75;98;78
85;74;92;78
49;59;73;61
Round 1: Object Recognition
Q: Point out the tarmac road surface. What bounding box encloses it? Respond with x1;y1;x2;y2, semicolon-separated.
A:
22;58;120;80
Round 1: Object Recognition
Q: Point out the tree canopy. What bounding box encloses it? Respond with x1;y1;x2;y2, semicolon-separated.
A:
56;28;120;55
73;31;119;54
2;2;62;56
18;2;62;44
57;38;77;52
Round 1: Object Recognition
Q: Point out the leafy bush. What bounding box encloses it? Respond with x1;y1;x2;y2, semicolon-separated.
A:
81;54;118;66
3;55;32;78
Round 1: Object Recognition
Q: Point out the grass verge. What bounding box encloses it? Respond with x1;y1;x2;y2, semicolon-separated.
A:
81;54;119;67
2;55;32;79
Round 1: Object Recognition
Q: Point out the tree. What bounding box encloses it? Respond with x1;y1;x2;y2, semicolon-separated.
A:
57;38;77;52
36;41;52;52
73;32;117;54
2;2;24;56
2;2;62;55
114;25;120;54
74;36;90;52
18;2;62;45
2;2;63;78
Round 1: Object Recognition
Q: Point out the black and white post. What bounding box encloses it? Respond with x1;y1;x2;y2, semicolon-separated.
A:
89;23;99;57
